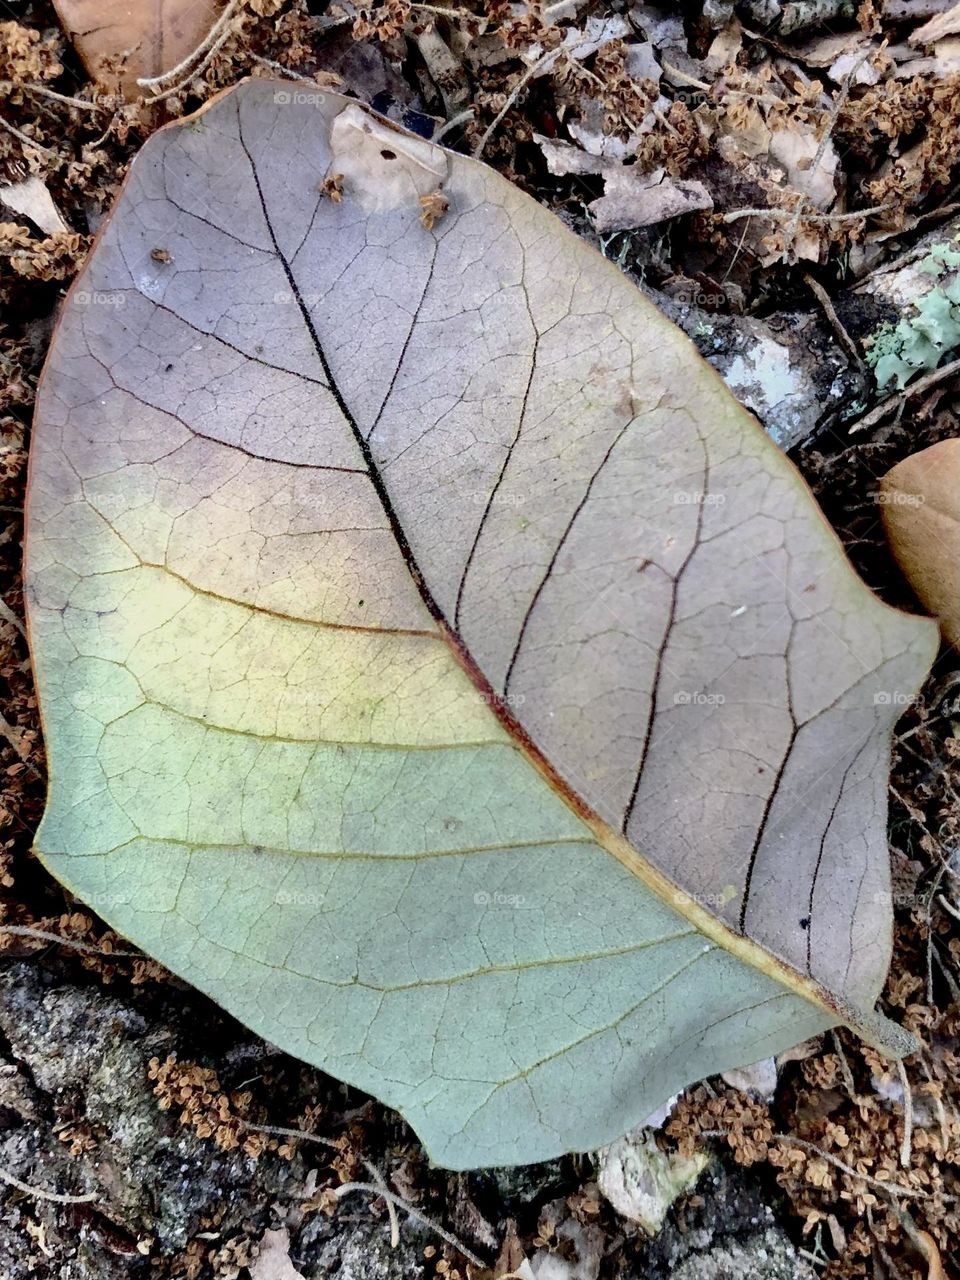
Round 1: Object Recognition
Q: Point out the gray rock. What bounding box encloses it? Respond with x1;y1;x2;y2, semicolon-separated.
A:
655;293;860;450
669;1226;817;1279
301;1217;428;1279
0;964;258;1252
637;1163;811;1279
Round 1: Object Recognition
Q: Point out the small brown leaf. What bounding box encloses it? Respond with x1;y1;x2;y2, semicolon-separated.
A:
51;0;225;99
880;439;960;648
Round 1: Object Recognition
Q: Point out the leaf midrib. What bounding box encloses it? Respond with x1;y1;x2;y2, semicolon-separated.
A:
230;103;910;1058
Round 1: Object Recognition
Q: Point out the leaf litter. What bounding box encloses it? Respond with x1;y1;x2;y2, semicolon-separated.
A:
1;1;960;1278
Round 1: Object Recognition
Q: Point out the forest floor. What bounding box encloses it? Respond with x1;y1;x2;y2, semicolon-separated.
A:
0;2;959;1278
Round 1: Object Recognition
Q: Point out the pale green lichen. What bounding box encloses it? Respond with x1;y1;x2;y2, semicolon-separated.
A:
865;242;960;390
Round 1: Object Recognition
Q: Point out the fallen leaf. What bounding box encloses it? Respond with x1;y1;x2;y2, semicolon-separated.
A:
625;41;661;83
248;1229;306;1280
535;138;713;230
828;47;883;85
795;32;883;84
536;135;609;177
719;101;772;160
566;96;657;160
704;18;743;73
721;1056;778;1100
51;0;225;98
932;36;960;74
494;1219;531;1278
880;439;960;649
768;124;839;211
914;1229;947;1280
598;1130;709;1235
588;166;713;232
0;176;68;235
910;0;960;45
25;81;936;1170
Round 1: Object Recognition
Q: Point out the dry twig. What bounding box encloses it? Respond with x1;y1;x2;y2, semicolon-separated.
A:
0;1164;96;1204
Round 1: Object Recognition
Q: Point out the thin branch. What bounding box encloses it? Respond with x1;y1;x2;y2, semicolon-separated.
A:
722;202;894;225
0;1164;96;1204
0;82;104;112
804;272;865;373
247;55;333;86
142;30;234;104
241;1121;483;1263
238;1121;399;1246
849;356;960;434
0;116;56;157
137;0;240;88
775;1135;952;1202
433;107;475;143
660;61;710;90
830;1030;861;1102
363;1160;400;1249
867;1205;912;1280
473;45;564;159
335;1182;485;1267
810;41;881;188
0;596;25;640
0;924;139;958
932;941;960;1005
411;3;469;16
896;1058;914;1170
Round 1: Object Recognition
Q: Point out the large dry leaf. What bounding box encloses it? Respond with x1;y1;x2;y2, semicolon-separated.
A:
881;438;960;649
24;81;937;1169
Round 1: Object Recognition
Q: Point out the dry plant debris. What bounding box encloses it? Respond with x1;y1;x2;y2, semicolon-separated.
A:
0;2;958;1279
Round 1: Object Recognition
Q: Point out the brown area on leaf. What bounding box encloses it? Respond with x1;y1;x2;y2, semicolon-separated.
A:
50;0;226;99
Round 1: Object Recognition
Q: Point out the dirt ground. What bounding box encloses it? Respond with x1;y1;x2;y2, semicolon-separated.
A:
0;2;959;1278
